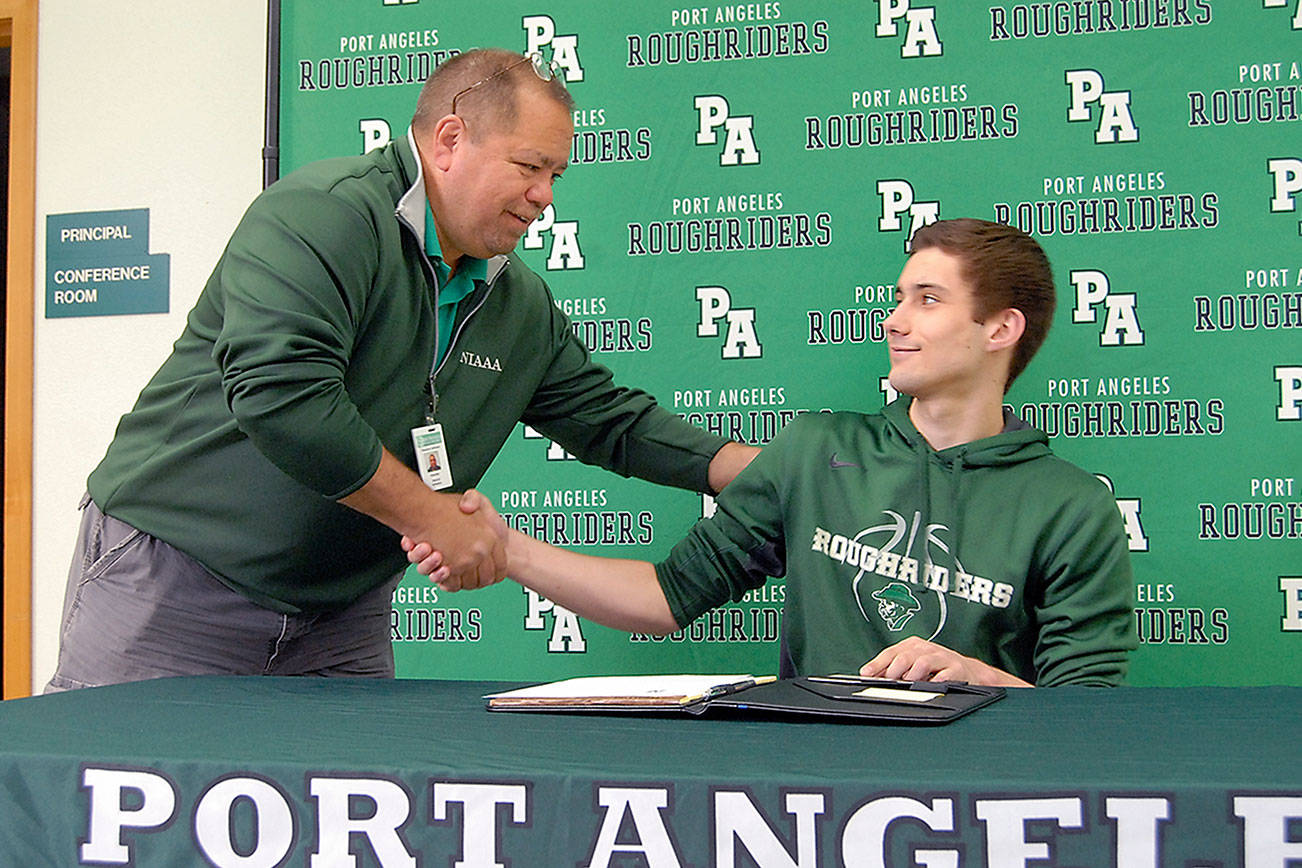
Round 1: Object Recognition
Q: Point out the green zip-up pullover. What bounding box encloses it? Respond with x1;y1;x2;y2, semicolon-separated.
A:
88;131;725;613
657;398;1136;686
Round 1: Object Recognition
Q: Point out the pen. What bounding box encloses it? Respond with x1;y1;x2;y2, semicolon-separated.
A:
705;674;777;700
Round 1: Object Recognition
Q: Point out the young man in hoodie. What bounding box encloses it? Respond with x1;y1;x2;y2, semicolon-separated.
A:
408;219;1137;687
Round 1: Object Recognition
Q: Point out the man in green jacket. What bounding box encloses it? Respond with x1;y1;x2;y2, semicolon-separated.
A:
46;49;756;691
409;219;1138;687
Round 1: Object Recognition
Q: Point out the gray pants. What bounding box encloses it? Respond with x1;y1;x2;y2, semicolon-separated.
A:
44;496;398;692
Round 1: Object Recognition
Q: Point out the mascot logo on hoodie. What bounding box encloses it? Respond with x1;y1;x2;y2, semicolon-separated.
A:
871;582;922;631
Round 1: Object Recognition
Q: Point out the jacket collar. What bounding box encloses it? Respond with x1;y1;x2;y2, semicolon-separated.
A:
394;127;509;285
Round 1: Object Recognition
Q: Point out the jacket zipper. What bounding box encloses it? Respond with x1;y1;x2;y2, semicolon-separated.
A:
393;209;507;381
434;264;504;378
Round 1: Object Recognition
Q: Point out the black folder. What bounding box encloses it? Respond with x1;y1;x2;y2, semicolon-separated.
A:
486;674;1004;725
696;676;1005;725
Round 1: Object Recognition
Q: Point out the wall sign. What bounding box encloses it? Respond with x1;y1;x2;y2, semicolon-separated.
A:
45;208;170;318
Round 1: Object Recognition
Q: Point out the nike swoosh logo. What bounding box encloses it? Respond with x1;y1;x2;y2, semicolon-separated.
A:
829;453;860;469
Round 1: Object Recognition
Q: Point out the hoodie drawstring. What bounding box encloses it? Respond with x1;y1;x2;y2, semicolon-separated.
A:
949;453;967;564
914;440;968;570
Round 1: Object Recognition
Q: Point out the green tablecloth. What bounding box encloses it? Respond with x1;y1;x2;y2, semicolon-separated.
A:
1;677;1297;865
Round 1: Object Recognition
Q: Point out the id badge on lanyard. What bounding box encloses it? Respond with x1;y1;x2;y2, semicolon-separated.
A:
412;374;452;491
411;423;453;491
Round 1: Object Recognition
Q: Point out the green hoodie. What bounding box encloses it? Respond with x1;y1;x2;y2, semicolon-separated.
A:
656;398;1137;686
88;131;725;614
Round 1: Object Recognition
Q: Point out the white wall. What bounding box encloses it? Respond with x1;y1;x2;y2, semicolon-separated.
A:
31;1;267;690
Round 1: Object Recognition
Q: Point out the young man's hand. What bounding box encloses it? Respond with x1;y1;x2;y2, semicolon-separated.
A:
859;636;1032;687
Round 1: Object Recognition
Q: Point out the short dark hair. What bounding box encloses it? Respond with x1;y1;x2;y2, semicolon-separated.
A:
411;49;574;140
909;218;1055;389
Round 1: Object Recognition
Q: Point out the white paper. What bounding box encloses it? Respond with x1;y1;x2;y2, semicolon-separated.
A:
485;674;759;704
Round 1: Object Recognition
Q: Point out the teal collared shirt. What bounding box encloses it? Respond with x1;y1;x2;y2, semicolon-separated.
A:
424;204;486;367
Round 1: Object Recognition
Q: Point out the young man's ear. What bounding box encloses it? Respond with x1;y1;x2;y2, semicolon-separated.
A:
985;308;1026;353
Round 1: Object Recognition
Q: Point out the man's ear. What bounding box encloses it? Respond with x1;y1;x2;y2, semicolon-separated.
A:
427;114;466;173
986;308;1026;353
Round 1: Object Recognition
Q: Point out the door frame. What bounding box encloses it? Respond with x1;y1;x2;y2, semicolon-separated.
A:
2;0;37;699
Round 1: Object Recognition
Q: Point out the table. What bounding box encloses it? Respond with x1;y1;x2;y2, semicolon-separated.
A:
0;677;1297;866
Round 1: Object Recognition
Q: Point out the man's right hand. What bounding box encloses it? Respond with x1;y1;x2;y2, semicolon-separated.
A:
339;449;508;592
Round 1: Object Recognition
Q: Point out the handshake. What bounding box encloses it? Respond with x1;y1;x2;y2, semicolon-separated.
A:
392;441;759;596
400;489;509;591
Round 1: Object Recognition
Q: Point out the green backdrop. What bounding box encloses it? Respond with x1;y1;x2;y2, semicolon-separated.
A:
278;0;1302;686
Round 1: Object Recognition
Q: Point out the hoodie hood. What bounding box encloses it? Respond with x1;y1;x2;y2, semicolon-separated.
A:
881;396;1051;469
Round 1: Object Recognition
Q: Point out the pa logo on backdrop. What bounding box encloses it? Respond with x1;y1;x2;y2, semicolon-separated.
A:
523;15;584;82
1096;475;1150;553
524;205;584;271
874;0;943;57
1066;69;1138;143
1267;157;1302;220
877;179;939;252
1071;270;1144;346
524;588;587;652
694;96;760;166
1283;577;1302;632
1278;366;1302;421
696;286;762;359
